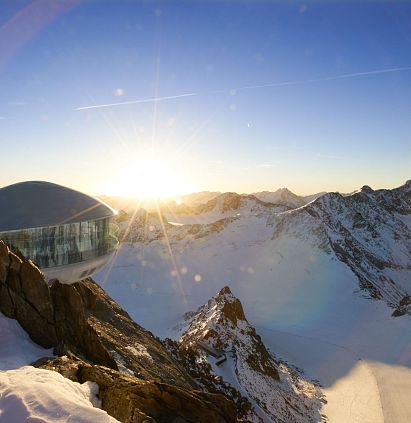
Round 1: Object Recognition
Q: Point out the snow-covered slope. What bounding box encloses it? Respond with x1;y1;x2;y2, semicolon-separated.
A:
272;181;411;308
0;312;119;422
0;367;118;423
303;191;327;204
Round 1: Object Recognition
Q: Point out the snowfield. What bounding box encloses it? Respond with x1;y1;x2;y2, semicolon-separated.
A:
96;239;411;423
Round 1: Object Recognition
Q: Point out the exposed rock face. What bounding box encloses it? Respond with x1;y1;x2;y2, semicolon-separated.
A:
0;241;57;348
38;355;239;423
0;240;192;381
304;180;411;306
266;180;411;310
174;287;326;423
0;241;244;422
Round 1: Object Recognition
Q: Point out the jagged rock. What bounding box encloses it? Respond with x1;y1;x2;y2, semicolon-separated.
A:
0;246;58;347
176;287;325;422
0;240;198;383
0;241;8;283
179;286;280;380
306;181;411;307
37;355;241;423
392;295;411;317
361;185;374;194
217;286;247;325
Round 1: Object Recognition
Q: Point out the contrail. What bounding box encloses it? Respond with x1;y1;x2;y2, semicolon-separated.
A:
236;66;411;91
234;79;305;91
75;92;197;111
322;66;411;81
75;66;411;111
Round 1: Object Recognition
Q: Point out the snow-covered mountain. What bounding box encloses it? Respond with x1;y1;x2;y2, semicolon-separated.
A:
148;192;287;226
171;191;221;207
112;180;411;314
173;286;326;423
268;181;411;310
252;188;307;209
95;179;411;422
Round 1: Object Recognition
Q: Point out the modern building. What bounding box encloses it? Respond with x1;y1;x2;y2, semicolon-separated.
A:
0;181;118;284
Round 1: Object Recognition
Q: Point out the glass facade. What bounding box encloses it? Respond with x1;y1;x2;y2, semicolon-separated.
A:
0;217;117;268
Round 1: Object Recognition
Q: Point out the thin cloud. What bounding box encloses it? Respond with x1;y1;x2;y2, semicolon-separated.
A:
75;66;411;111
315;153;343;160
0;116;11;120
315;152;368;163
255;164;274;168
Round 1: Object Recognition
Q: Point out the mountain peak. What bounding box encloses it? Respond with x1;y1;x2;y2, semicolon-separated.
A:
178;287;325;422
361;185;374;194
215;286;246;324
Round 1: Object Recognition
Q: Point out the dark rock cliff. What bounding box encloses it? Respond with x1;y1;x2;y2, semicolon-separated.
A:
0;241;245;423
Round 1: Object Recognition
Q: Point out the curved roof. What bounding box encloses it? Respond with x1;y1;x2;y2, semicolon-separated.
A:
0;181;116;231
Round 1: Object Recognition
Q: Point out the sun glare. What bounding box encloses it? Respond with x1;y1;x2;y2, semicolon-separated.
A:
107;158;192;199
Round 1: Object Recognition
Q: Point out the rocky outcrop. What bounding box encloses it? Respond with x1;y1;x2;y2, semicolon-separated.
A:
0;241;245;422
0;240;192;382
38;355;239;423
180;286;280;382
174;287;326;423
0;241;58;347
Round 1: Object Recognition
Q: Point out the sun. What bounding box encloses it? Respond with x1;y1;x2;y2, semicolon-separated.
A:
107;158;192;199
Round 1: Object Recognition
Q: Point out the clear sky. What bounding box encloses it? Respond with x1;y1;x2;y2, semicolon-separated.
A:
0;0;410;197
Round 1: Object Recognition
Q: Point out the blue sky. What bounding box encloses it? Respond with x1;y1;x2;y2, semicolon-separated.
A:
0;0;410;196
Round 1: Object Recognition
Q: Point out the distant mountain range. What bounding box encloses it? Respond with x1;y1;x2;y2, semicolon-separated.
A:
99;187;326;215
111;180;411;316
